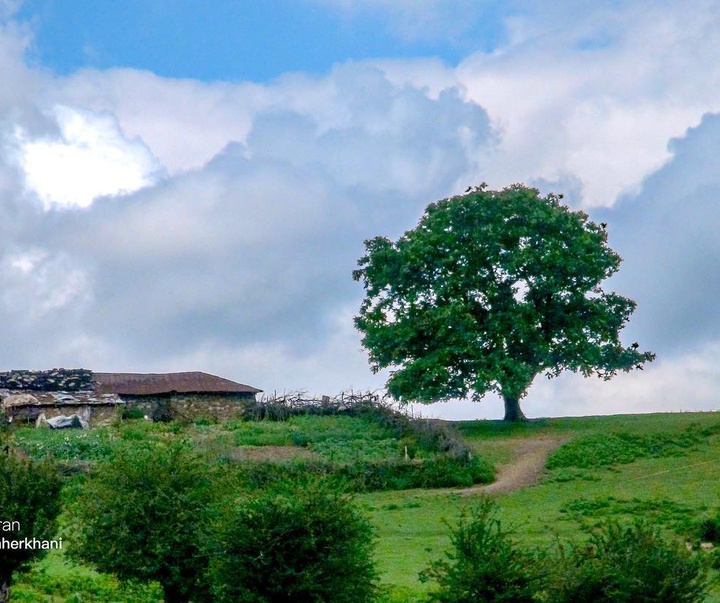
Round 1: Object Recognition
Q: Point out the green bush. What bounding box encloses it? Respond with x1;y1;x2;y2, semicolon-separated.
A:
67;441;217;603
120;407;146;420
543;520;709;603
695;510;720;544
0;451;63;598
420;499;539;603
207;477;379;603
547;428;702;470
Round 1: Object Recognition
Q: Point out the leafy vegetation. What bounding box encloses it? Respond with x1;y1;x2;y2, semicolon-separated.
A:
0;450;63;601
420;498;538;603
6;410;720;602
543;520;709;603
547;426;705;469
67;441;217;603
353;184;654;421
208;477;379;603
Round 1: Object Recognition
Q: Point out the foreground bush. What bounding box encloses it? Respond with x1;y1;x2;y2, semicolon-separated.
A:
68;441;217;603
422;501;709;603
543;520;709;603
0;450;63;602
208;478;379;603
420;498;538;603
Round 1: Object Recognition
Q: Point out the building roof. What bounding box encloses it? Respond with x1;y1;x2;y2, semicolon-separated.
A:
93;371;261;396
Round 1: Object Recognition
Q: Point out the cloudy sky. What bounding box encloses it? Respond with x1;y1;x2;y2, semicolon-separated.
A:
0;0;718;420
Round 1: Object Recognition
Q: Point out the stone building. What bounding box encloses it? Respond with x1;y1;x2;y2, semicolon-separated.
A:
94;371;261;422
0;369;261;426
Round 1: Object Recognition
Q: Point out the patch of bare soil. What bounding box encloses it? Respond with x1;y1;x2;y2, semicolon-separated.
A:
228;445;317;462
457;437;566;496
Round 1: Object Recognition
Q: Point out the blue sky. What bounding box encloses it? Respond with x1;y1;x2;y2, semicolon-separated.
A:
1;0;720;419
18;0;508;81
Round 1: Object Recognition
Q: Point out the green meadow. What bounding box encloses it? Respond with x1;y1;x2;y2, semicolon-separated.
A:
8;410;720;602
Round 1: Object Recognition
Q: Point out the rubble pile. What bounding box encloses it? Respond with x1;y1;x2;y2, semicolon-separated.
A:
0;369;94;392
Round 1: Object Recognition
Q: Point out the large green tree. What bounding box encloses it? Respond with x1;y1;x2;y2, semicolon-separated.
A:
353;184;654;421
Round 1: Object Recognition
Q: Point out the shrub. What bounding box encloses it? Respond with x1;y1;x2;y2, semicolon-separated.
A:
420;498;538;603
544;520;709;603
0;450;63;600
67;441;217;603
547;428;703;470
696;511;720;544
120;407;146;420
208;477;379;603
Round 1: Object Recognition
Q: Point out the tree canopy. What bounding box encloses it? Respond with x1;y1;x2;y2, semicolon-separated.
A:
353;184;654;421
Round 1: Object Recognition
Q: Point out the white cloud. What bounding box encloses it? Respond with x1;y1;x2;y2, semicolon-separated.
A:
452;2;720;207
16;105;163;209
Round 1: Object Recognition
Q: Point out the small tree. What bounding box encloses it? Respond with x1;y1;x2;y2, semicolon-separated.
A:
420;499;539;603
0;450;63;603
353;184;654;420
208;478;379;603
68;441;216;603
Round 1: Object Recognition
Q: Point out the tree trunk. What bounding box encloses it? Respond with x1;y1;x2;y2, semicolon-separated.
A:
0;581;9;603
503;395;527;422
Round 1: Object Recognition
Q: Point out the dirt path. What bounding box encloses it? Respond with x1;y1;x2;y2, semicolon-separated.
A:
456;437;566;496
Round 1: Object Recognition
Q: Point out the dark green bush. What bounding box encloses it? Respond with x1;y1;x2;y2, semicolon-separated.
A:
0;450;63;598
697;511;720;544
67;441;217;603
544;520;709;603
420;499;539;603
207;477;379;603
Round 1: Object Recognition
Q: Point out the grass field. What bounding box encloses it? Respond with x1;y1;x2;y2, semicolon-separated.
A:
9;410;720;601
363;411;720;601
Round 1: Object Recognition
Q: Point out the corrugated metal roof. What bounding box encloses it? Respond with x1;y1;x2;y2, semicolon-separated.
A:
93;372;261;396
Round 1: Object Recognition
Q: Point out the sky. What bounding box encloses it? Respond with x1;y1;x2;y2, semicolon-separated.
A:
0;0;719;420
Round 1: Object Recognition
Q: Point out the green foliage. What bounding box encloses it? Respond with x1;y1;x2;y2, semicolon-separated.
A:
67;441;217;603
0;452;63;587
559;496;697;533
13;428;119;462
231;454;494;493
11;565;162;602
420;499;539;603
547;427;703;470
120;407;146;420
543;520;709;603
694;507;720;545
224;409;493;492
207;477;379;603
353;183;654;419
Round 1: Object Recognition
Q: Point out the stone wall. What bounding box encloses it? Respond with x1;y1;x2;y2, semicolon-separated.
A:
122;392;255;422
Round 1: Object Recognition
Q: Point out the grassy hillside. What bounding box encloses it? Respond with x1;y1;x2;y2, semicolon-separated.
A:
363;411;720;601
7;410;720;601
